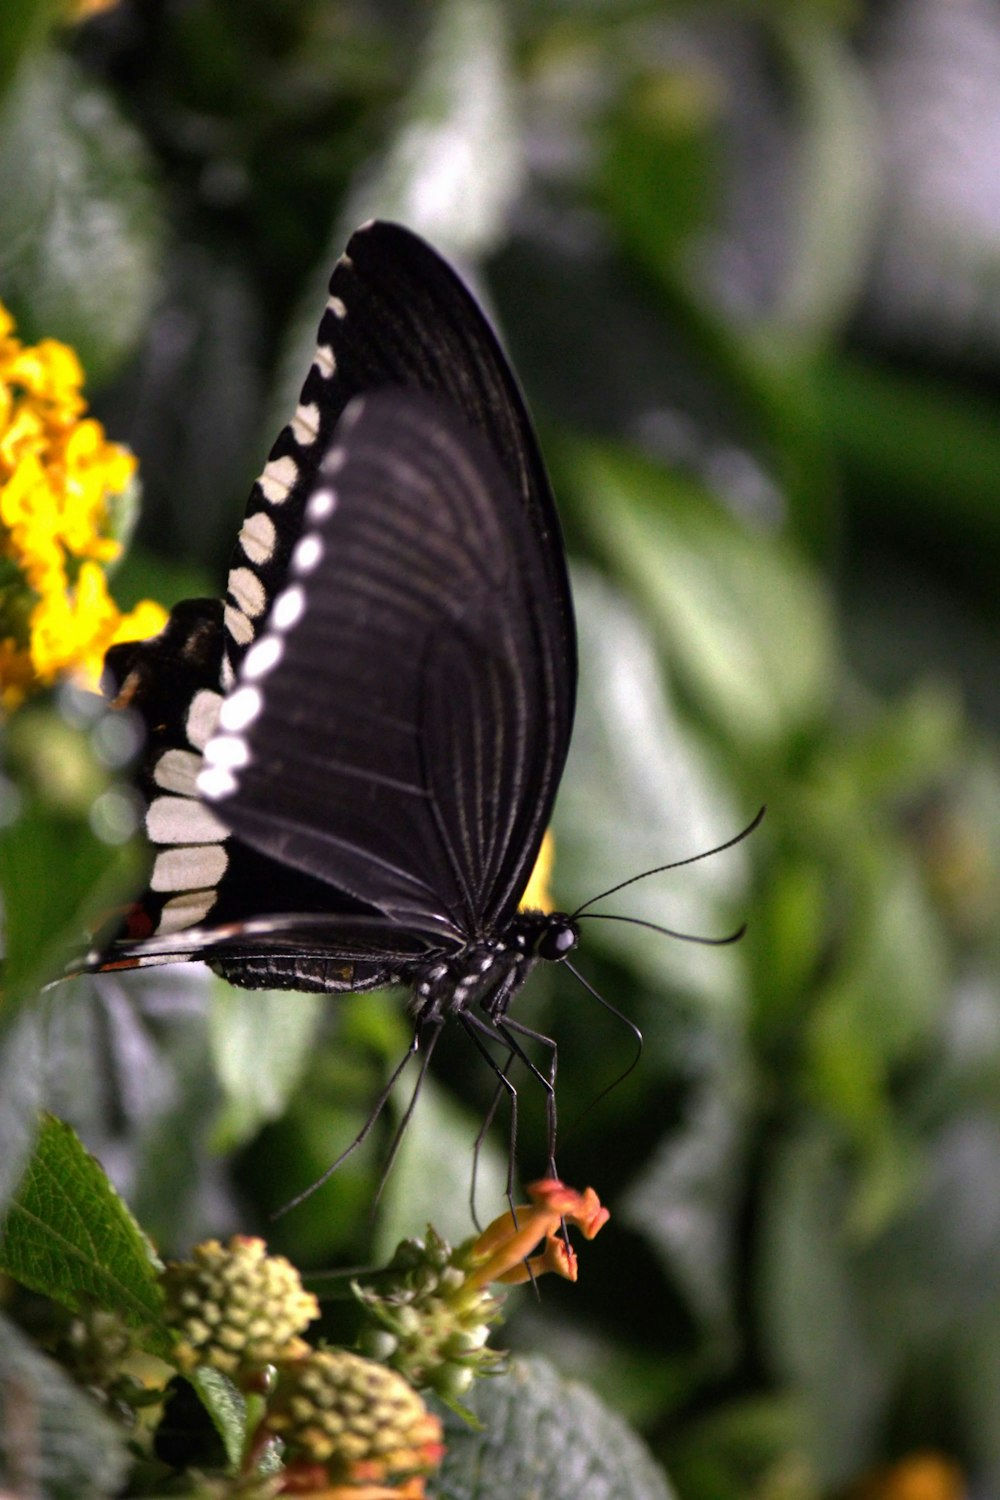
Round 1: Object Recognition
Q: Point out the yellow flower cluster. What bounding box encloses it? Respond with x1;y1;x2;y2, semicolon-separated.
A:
0;301;166;712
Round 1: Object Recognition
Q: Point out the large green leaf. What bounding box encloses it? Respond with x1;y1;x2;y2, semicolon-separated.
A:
209;983;327;1153
566;441;834;756
0;1311;131;1500
554;567;747;1009
433;1356;677;1500
341;0;522;256
0;1113;171;1359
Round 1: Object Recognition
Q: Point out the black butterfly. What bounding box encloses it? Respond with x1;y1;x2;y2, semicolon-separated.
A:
93;220;755;1195
95;221;584;1187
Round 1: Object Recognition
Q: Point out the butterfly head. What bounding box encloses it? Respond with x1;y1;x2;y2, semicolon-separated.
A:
517;910;580;964
536;914;579;963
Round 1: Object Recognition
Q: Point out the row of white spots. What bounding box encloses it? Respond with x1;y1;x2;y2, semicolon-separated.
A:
144;281;356;940
221;284;348;659
143;688;229;936
199;529;319;806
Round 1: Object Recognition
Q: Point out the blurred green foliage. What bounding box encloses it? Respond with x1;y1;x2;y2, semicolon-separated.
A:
2;0;1000;1496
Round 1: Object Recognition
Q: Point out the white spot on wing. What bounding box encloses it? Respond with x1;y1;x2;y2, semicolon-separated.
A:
271;585;305;631
228;566;267;618
322;447;346;476
306;487;336;522
153;748;203;797
220;685;262;732
292;403;320;445
187;690;223;750
292;535;323;574
224;604;254;646
314;344;336;376
243;635;283;679
147;796;229;845
259;454;298;504
327;296;347;319
151;843;228;893
156;889;218;934
198;765;238;800
221;655;236;691
239;510;276;566
203;732;249;770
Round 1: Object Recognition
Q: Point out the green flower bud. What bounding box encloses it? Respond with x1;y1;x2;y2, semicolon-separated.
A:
161;1236;318;1379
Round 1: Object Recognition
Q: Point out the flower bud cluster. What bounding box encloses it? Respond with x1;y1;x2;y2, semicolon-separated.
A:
266;1348;444;1484
161;1235;319;1378
354;1227;505;1402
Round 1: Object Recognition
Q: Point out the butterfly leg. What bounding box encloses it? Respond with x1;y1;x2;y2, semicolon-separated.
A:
496;1015;560;1182
373;1016;445;1208
469;1052;516;1229
460;1012;523;1220
274;1017;430;1216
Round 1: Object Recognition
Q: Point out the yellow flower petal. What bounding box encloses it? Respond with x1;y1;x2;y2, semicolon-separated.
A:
519;827;555;912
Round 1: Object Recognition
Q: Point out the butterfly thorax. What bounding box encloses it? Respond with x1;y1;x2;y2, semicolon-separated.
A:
409;910;579;1025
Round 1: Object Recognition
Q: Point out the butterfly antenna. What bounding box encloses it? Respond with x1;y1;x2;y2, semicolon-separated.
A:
576;912;747;946
570;805;766;918
271;1026;423;1219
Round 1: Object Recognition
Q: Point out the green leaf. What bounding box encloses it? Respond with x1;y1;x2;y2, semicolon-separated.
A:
621;1022;752;1361
190;1367;249;1472
0;0;62;105
769;15;880;346
0;698;146;1005
343;0;522;256
0;1113;171;1359
0;1310;131;1500
565;442;834;755
554;567;747;1008
374;1073;508;1260
433;1355;677;1500
210;983;327;1152
0;54;161;386
0;1006;43;1213
757;1128;892;1488
819;355;1000;555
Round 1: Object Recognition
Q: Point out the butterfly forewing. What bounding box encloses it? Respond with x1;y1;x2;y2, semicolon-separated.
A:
90;220;578;992
223;222;575;704
201;386;572;943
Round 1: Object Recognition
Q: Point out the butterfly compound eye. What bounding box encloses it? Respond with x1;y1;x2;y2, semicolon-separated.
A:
537;919;579;963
